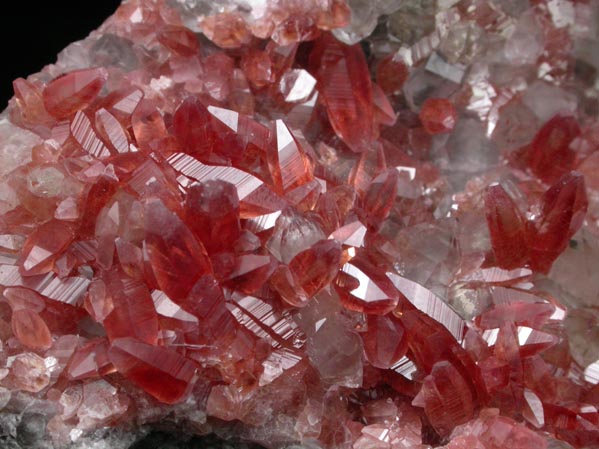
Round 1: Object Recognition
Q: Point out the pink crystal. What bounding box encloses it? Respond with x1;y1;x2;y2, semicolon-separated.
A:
43;68;108;119
67;338;114;380
18;220;74;275
412;361;475;437
11;308;52;350
157;25;200;57
8;353;51;393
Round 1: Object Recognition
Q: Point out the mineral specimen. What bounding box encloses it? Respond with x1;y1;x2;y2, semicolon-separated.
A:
0;0;598;448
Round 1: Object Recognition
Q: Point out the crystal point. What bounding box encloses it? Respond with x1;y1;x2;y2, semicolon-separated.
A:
484;184;529;269
529;172;588;273
310;33;375;153
18;220;74;276
144;198;212;300
362;314;408;369
336;257;399;315
43;68;108;119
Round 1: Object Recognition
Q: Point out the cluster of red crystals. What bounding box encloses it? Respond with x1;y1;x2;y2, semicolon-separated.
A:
484;171;588;273
0;0;598;448
524;115;582;184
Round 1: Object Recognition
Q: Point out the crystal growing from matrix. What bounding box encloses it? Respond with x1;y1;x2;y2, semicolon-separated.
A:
0;0;598;448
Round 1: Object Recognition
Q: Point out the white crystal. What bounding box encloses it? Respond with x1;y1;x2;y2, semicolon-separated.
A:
333;0;403;45
548;0;576;28
27;167;65;197
522;81;578;123
425;52;466;83
306;318;363;388
0;115;39;180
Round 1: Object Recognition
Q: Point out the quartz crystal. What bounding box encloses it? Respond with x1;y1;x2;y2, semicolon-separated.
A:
0;0;599;448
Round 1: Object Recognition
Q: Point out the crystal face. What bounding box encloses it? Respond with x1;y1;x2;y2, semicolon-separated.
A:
0;0;599;448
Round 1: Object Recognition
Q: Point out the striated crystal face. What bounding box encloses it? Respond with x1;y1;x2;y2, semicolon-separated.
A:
0;0;599;448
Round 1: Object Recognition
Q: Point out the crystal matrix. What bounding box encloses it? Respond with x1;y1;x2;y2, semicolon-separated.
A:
0;0;599;448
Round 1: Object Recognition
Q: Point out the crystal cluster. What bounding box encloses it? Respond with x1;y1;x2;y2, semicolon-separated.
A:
0;0;598;448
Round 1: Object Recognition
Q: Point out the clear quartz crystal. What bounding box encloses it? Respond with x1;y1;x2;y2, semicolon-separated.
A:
27;167;65;198
333;0;403;44
0;117;38;179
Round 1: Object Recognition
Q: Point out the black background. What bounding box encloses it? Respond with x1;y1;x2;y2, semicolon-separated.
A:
0;1;121;109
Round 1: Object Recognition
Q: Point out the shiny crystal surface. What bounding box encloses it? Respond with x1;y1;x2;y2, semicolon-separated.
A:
0;0;599;448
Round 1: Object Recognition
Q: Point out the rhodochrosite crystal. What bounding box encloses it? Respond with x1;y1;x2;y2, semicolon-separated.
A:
1;0;599;448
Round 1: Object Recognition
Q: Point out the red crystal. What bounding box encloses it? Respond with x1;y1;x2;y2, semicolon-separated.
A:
182;275;236;342
484;184;529;269
241;49;275;88
360;168;399;232
528;115;581;184
270;264;309;307
362;314;408;369
184;180;241;254
172;97;215;161
102;270;159;345
172;97;272;181
291;239;342;294
477;301;555;329
372;83;397;127
11;78;54;129
108;337;197;404
221;254;274;294
200;12;252;49
481;415;548;449
419;98;457;135
310;33;375;153
376;54;409;95
3;286;46;312
268;120;314;193
144;198;212;300
529;172;588;273
272;16;320;45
